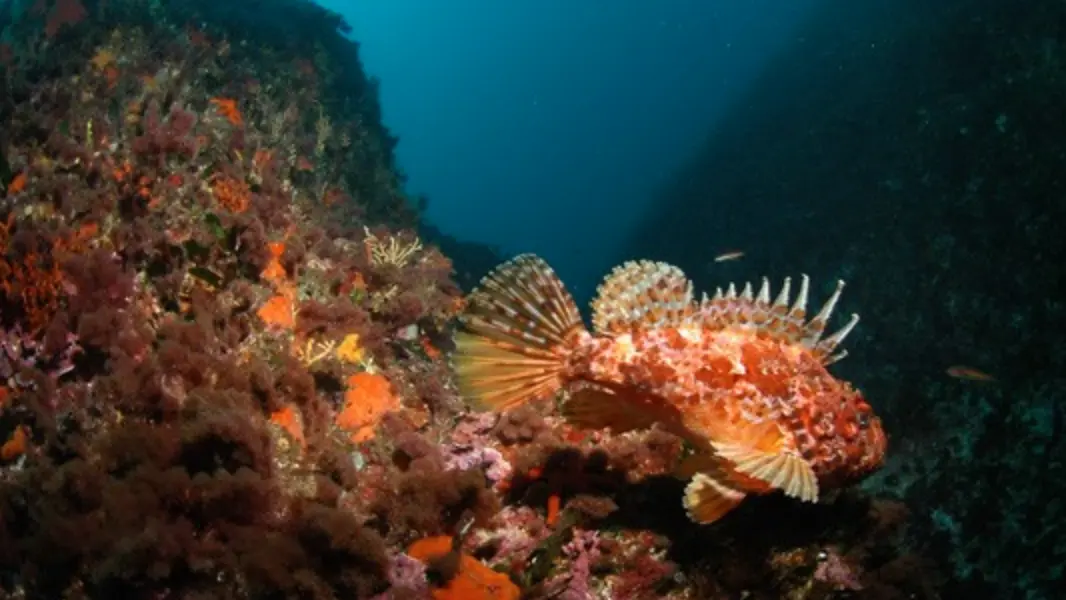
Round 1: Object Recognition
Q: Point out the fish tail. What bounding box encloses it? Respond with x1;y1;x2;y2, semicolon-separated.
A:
454;254;587;411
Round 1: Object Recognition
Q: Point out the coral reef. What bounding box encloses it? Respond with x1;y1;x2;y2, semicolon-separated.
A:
0;0;939;598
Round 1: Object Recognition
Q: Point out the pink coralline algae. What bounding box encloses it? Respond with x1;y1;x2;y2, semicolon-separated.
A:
370;553;430;599
472;506;551;571
444;412;513;485
814;547;863;591
448;412;499;445
1;326;80;389
546;528;602;600
444;444;512;485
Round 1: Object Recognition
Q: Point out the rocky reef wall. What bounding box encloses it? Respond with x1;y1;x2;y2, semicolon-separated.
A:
625;0;1066;596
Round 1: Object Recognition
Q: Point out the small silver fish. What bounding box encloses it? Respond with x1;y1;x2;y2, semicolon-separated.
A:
713;250;745;263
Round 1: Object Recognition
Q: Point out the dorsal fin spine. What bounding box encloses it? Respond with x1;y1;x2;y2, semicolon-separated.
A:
756;278;771;305
697;274;860;366
590;260;694;334
741;282;754;301
803;279;845;344
772;277;791;309
790;274;810;319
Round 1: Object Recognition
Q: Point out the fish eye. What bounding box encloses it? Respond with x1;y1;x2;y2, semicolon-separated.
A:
857;412;870;429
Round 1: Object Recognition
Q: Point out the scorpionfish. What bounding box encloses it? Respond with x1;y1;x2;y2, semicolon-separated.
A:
454;255;886;524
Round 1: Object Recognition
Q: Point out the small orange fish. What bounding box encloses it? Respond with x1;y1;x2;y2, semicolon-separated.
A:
714;250;745;262
946;365;996;382
455;255;886;524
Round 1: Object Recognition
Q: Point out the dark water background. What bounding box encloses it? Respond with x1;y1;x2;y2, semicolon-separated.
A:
347;0;1066;595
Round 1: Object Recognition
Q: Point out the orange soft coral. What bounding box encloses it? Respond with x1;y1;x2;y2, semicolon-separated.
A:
210;97;243;126
1;426;29;461
269;405;305;448
0;216;68;334
44;0;86;38
408;536;520;600
260;241;287;284
257;289;295;329
336;372;400;442
5;172;26;196
210;174;250;213
336;333;365;364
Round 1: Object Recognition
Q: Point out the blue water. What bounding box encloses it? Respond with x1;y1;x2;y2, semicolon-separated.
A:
315;0;817;301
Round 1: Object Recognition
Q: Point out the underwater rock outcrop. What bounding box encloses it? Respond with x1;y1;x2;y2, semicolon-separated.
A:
0;1;941;598
626;0;1066;597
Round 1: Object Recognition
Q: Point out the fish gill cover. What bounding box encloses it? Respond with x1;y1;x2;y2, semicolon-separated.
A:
0;0;951;599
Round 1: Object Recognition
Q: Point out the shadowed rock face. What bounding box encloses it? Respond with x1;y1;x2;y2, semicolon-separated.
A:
622;0;1066;596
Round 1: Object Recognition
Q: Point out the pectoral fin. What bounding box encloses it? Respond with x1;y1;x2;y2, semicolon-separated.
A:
674;451;723;480
711;439;819;502
455;254;585;411
694;415;820;502
683;473;746;524
561;383;662;433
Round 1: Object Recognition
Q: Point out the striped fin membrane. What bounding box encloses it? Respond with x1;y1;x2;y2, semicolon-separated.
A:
590;260;695;335
699;274;860;365
453;254;586;411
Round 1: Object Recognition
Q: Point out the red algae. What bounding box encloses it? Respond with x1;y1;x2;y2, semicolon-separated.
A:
0;0;453;597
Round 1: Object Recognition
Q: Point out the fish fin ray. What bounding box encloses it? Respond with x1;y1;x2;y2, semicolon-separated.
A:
591;260;694;335
674;451;725;480
561;383;659;433
455;255;585;411
712;440;819;502
696;274;860;366
683;473;746;524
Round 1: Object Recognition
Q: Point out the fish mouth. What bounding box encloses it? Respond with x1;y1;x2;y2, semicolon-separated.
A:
860;416;889;473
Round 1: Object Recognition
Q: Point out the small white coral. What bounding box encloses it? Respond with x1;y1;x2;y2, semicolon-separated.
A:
363;227;423;267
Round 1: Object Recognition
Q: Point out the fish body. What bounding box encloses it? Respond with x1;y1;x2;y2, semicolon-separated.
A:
713;250;745;262
945;365;996;382
455;255;886;524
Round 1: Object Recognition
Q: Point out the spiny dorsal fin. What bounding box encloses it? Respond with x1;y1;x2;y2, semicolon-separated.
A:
697;274;860;366
455;254;586;411
464;254;584;348
591;260;694;335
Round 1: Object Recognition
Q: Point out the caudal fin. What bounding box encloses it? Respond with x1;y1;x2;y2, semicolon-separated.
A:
454;254;586;411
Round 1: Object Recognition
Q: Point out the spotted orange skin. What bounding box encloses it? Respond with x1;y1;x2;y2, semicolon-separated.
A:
563;324;886;491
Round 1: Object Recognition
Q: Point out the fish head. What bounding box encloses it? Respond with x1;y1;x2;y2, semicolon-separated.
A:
851;390;887;474
816;385;887;484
